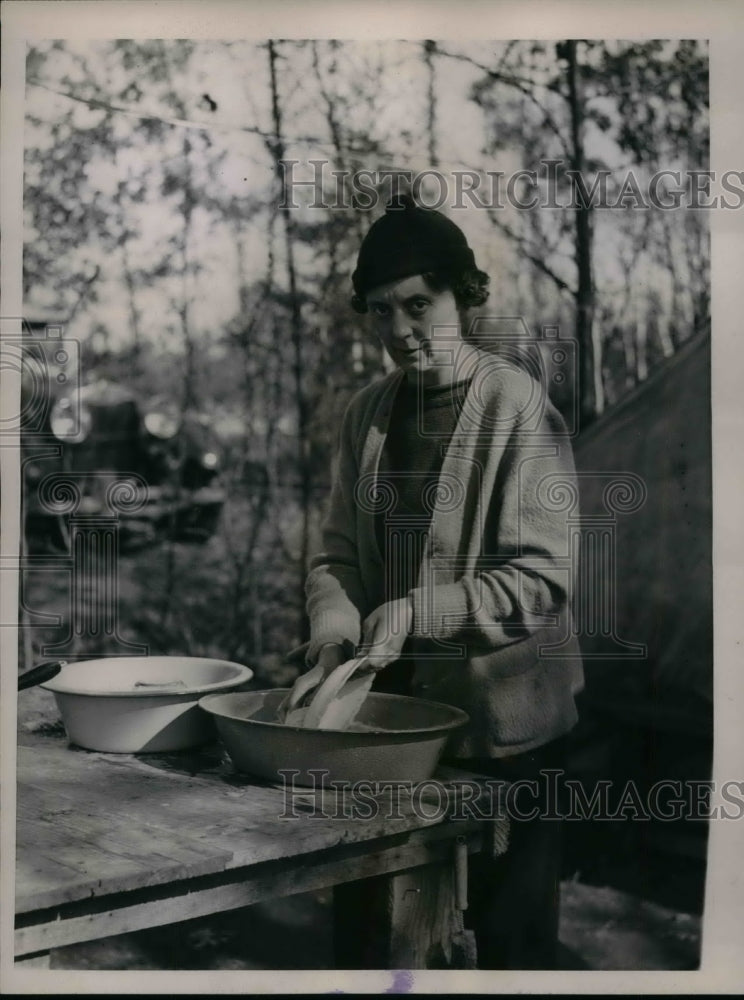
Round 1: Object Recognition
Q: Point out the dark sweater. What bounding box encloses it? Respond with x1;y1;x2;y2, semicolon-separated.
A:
375;376;472;599
373;377;471;695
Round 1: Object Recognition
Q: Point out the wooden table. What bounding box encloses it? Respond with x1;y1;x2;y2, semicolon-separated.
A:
15;730;509;969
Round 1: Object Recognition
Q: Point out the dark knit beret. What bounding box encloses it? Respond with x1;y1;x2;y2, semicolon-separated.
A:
351;195;477;299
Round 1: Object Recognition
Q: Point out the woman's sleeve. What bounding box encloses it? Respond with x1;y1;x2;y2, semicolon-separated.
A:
304;400;368;665
408;398;577;650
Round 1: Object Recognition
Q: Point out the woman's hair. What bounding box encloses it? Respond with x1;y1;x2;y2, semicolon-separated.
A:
351;267;490;314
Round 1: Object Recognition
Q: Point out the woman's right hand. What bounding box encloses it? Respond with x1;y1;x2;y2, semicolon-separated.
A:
314;641;351;678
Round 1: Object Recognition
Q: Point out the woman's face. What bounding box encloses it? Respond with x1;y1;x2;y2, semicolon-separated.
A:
365;274;466;384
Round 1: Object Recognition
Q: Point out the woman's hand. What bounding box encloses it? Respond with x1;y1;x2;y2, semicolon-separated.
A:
279;642;349;722
315;641;352;678
359;597;413;672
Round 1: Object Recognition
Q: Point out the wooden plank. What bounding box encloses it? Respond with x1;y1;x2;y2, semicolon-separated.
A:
17;815;157;901
17;740;448;851
333;858;479;969
387;864;476;969
16;827;484;958
17;782;232;872
14;952;51;969
334;865;460;969
16;804;233;911
16;740;479;911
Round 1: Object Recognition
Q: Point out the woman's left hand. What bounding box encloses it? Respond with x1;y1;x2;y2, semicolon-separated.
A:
359;597;413;671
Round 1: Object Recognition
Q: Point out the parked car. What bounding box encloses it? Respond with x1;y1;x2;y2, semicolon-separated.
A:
22;376;226;553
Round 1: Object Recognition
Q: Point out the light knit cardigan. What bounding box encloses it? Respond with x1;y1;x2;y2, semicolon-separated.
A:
305;351;584;758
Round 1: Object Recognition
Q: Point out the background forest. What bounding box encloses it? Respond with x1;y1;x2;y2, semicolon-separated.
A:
21;37;709;680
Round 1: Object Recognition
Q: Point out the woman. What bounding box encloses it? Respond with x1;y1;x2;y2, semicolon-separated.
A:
304;195;583;969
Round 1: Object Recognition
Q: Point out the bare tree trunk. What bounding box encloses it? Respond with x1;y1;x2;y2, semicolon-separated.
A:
634;297;649;384
565;40;601;425
222;213;279;662
113;176;144;375
684;210;709;337
309;40;388;390
159;133;199;633
423;40;439;168
179;132;198;413
267;40;311;642
658;210;687;350
621;322;637;391
121;238;142;374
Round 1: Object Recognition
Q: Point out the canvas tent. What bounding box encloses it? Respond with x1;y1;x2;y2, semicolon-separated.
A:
573;332;713;738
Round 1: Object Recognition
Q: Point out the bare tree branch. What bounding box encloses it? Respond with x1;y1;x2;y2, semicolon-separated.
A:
66;264;100;325
486;211;576;299
434;47;570;157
